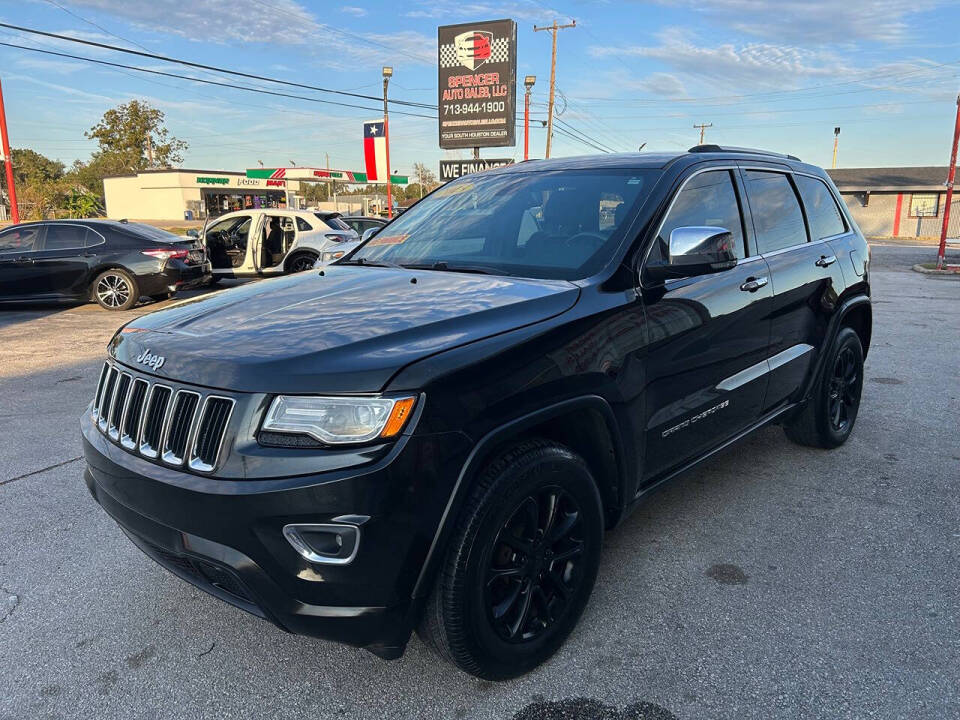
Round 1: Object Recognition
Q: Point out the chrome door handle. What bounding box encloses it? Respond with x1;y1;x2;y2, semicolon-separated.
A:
739;276;768;292
815;254;837;267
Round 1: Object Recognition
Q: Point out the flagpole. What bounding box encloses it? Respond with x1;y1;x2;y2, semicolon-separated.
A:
382;66;393;220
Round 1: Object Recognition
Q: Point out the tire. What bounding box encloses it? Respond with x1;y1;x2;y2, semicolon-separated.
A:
417;439;604;680
784;326;864;448
286;253;317;274
92;269;139;311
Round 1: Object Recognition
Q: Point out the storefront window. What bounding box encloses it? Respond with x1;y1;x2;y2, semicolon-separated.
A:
909;193;940;217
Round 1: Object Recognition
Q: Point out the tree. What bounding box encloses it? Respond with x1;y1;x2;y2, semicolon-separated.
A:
0;148;66;220
412;162;438;198
85;100;187;172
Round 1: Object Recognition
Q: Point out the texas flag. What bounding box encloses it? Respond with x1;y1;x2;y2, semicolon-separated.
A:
363;120;388;182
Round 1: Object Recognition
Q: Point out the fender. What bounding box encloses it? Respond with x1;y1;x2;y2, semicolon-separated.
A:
410;394;628;601
800;293;871;402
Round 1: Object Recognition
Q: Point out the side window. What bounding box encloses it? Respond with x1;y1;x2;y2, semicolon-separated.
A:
744;170;808;254
42;224;88;251
296;216;312;232
0;225;42;253
655;170;746;260
84;228;105;247
795;175;846;240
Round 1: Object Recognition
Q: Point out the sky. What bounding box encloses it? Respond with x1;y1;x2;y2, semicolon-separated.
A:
0;0;958;180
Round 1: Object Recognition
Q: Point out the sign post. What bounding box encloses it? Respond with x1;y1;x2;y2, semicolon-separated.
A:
438;19;517;151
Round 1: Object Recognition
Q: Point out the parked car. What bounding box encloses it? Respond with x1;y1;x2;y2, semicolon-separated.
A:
313;239;361;267
203;209;356;282
81;146;871;679
340;215;387;236
0;219;210;310
313;211;361;243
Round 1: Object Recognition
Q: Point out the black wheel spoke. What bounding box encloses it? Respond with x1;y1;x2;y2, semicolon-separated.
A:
549;509;579;544
508;583;534;639
550;542;584;564
492;581;523;620
499;532;534;556
487;566;523;585
541;491;560;538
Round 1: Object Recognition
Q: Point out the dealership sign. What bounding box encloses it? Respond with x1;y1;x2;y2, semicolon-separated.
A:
439;158;514;181
438;19;517;150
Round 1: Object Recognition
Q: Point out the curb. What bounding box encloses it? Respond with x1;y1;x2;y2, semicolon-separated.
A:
912;264;960;278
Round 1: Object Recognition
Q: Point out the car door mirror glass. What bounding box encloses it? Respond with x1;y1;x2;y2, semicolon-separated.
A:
185;229;199;238
647;226;738;281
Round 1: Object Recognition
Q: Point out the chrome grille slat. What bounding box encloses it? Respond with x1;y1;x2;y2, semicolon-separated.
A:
161;390;201;466
108;373;132;440
97;367;118;431
120;379;149;450
91;362;233;473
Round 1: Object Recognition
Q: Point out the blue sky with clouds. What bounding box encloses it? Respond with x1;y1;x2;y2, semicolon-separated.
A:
1;0;958;178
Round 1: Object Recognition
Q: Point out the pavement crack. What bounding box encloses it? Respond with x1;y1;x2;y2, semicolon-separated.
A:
1;457;83;487
0;587;20;623
197;642;216;659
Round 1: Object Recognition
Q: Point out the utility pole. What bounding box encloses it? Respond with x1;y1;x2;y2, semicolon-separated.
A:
523;75;536;161
0;77;19;223
936;94;960;270
534;19;575;159
145;132;154;168
832;126;841;169
382;66;393;219
693;122;713;145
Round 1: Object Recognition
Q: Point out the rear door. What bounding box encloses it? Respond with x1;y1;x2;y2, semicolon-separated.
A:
32;223;95;296
740;168;847;411
640;167;774;480
0;224;46;298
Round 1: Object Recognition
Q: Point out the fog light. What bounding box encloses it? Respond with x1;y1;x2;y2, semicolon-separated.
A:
282;523;360;565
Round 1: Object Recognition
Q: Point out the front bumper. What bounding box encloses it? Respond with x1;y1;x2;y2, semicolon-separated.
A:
80;411;471;657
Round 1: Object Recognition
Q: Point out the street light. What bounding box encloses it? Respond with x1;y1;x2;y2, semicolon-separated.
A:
382;66;393;218
524;75;536;161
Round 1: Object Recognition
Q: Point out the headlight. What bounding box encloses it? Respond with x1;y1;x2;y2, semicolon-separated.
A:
321;249;346;262
262;395;416;445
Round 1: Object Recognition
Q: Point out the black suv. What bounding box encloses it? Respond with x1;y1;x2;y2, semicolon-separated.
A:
0;220;210;310
81;147;870;679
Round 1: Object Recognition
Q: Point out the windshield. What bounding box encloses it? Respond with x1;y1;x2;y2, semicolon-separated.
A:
349;168;658;280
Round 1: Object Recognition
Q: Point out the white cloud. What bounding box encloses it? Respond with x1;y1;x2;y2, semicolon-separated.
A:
653;0;947;44
340;6;367;16
636;72;687;97
405;0;563;21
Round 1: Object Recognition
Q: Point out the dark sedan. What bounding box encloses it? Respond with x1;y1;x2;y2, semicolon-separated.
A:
340;215;387;236
0;220;211;310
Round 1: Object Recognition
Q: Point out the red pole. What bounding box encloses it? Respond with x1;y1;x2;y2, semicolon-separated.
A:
524;89;531;161
0;77;20;224
937;94;960;269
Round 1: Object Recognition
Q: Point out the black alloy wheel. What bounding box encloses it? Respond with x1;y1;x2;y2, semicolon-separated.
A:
288;254;317;273
827;345;861;434
784;326;864;448
486;487;585;643
418;439;603;680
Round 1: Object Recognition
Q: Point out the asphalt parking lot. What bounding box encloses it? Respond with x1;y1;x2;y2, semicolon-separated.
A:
1;245;957;720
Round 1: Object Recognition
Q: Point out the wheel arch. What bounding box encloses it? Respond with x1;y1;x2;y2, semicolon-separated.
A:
283;249;319;273
801;294;871;401
87;264;137;300
411;395;628;602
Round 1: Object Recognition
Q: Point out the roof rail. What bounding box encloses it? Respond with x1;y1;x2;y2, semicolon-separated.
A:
688;144;801;162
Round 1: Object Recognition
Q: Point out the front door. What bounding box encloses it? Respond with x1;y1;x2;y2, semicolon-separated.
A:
0;224;46;299
640;168;774;481
740;169;848;411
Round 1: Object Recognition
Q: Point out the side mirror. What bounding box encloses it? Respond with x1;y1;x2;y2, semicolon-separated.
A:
361;227;379;243
185;229;200;239
646;226;737;281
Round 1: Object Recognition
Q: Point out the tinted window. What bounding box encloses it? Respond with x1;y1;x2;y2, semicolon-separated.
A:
206;215;251;237
42;224;88;250
353;169;658;280
0;225;42;253
655;170;745;260
296;217;313;232
745;171;807;253
121;222;183;242
795;175;846;240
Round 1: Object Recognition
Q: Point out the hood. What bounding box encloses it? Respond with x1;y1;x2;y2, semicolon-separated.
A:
111;266;579;393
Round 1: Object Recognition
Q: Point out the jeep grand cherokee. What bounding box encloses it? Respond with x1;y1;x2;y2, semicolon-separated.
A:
81;146;871;679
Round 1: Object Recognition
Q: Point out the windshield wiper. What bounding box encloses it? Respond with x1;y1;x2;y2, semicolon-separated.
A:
338;257;404;269
403;261;506;276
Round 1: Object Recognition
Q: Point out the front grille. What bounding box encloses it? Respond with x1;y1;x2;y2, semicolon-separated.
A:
90;361;234;474
138;539;254;605
189;397;234;472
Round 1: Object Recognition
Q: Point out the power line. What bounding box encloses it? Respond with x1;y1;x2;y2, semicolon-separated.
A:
0;41;437;119
41;0;151;52
0;22;436;110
